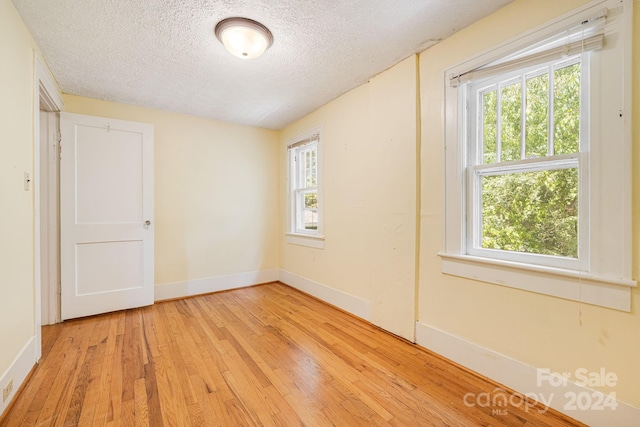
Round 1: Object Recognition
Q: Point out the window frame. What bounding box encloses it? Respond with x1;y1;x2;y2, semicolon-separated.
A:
292;143;318;234
440;0;635;311
286;128;324;249
465;55;588;271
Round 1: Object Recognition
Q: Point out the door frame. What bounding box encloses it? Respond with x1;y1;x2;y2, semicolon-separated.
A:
34;53;63;360
39;111;60;326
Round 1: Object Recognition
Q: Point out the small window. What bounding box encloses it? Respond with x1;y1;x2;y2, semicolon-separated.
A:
287;129;324;248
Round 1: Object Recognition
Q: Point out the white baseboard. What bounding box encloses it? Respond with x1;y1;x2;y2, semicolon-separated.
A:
279;270;372;321
415;322;640;426
1;336;37;417
154;269;280;301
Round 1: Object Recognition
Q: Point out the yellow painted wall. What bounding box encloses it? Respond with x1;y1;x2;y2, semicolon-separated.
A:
279;56;418;340
419;0;640;407
0;0;37;376
63;95;280;285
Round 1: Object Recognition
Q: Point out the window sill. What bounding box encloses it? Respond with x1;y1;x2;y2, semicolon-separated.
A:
286;233;325;249
438;252;635;312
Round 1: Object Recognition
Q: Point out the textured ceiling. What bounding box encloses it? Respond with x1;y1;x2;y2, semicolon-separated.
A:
13;0;514;129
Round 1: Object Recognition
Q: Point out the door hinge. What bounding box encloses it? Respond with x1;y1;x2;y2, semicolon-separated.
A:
57;131;62;159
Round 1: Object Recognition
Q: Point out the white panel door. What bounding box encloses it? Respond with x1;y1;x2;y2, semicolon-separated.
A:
60;112;154;320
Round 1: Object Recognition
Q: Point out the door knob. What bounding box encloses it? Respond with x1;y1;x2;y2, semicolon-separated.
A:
145;220;151;226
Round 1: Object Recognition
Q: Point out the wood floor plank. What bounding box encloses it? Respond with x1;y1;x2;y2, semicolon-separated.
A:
2;283;586;427
5;323;73;426
134;378;149;427
90;313;119;427
35;318;93;426
106;329;125;425
75;314;112;426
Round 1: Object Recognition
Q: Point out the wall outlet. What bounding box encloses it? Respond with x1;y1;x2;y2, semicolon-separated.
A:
3;379;13;402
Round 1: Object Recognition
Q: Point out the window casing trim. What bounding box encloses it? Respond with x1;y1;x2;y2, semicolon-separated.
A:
439;252;633;312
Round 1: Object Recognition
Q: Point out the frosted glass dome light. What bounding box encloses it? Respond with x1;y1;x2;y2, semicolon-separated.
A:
215;18;273;60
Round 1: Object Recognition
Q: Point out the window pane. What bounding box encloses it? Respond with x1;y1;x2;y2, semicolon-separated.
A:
481;168;578;258
304;192;317;209
500;82;522;162
482;90;497;164
311;149;317;187
303;210;318;230
305;151;311;186
525;73;549;158
304;148;317;188
554;63;580;155
304;191;318;230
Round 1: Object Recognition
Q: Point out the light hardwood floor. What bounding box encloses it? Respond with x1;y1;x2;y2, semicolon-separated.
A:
1;282;583;426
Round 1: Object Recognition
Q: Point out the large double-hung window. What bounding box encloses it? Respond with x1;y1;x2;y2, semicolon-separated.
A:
467;55;586;269
441;0;634;311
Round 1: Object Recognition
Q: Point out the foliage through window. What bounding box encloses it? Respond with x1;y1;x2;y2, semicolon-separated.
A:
468;57;583;264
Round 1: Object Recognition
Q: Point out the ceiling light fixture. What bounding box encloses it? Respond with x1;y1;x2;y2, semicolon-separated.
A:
215;17;274;60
